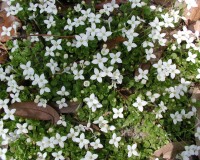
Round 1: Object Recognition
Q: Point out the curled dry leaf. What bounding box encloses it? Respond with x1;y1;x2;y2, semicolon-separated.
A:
0;2;21;42
183;0;200;25
10;102;60;124
153;141;187;159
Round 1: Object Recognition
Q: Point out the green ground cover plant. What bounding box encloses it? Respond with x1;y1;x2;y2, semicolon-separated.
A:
0;0;200;159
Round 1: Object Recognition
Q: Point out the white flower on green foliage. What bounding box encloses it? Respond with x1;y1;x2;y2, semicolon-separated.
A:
132;97;147;112
112;107;124;119
127;144;139;157
81;151;98;160
109;133;121;148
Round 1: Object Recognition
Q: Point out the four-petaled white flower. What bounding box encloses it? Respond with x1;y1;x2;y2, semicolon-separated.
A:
96;26;112;42
90;68;106;83
57;86;70;96
51;39;62;50
16;123;28;134
127;144;139;157
132;97;147;112
73;69;85;80
75;34;88;48
56;98;68;109
1;26;12;36
186;51;197;63
123;39;137;51
92;53;108;68
112;108;124;119
90;138;103;149
81;151;98;160
75;133;90;149
170;111;182;124
109;133;121;148
109;52;122;65
3;108;16;120
52;151;65;160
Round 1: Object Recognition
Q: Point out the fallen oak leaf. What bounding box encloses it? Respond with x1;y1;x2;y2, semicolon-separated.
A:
10;102;60;125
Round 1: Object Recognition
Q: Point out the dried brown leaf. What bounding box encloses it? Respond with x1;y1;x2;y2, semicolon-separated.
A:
183;0;200;24
105;36;126;50
153;0;174;7
188;20;200;33
0;2;21;42
10;102;60;124
154;141;187;159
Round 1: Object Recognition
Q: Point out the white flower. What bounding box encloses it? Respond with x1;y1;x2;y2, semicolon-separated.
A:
92;53;108;68
0;148;7;160
39;85;50;95
137;68;148;80
32;74;48;88
75;133;89;149
161;13;174;28
127;144;139;157
45;46;55;56
96;26;112;42
46;58;60;74
195;127;200;140
146;91;160;102
81;151;98;160
10;93;21;103
186;51;197;63
149;17;163;31
170;111;182;124
1;26;12;36
28;2;38;11
3;108;16;120
109;52;122;65
84;93;102;112
73;69;84;80
51;39;62;50
44;15;55;29
112;108;124;119
55;133;67;148
127;15;141;28
56;98;68;109
123;39;137;51
169;64;180;79
36;152;47;160
90;139;103;149
64;18;74;31
75;34;88;48
145;48;156;61
0;99;9;110
90;68;106;83
109;133;121;148
57;86;69;96
67;128;79;142
132;97;147;112
52;151;65;160
130;0;146;8
16;123;28;134
20;61;34;79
